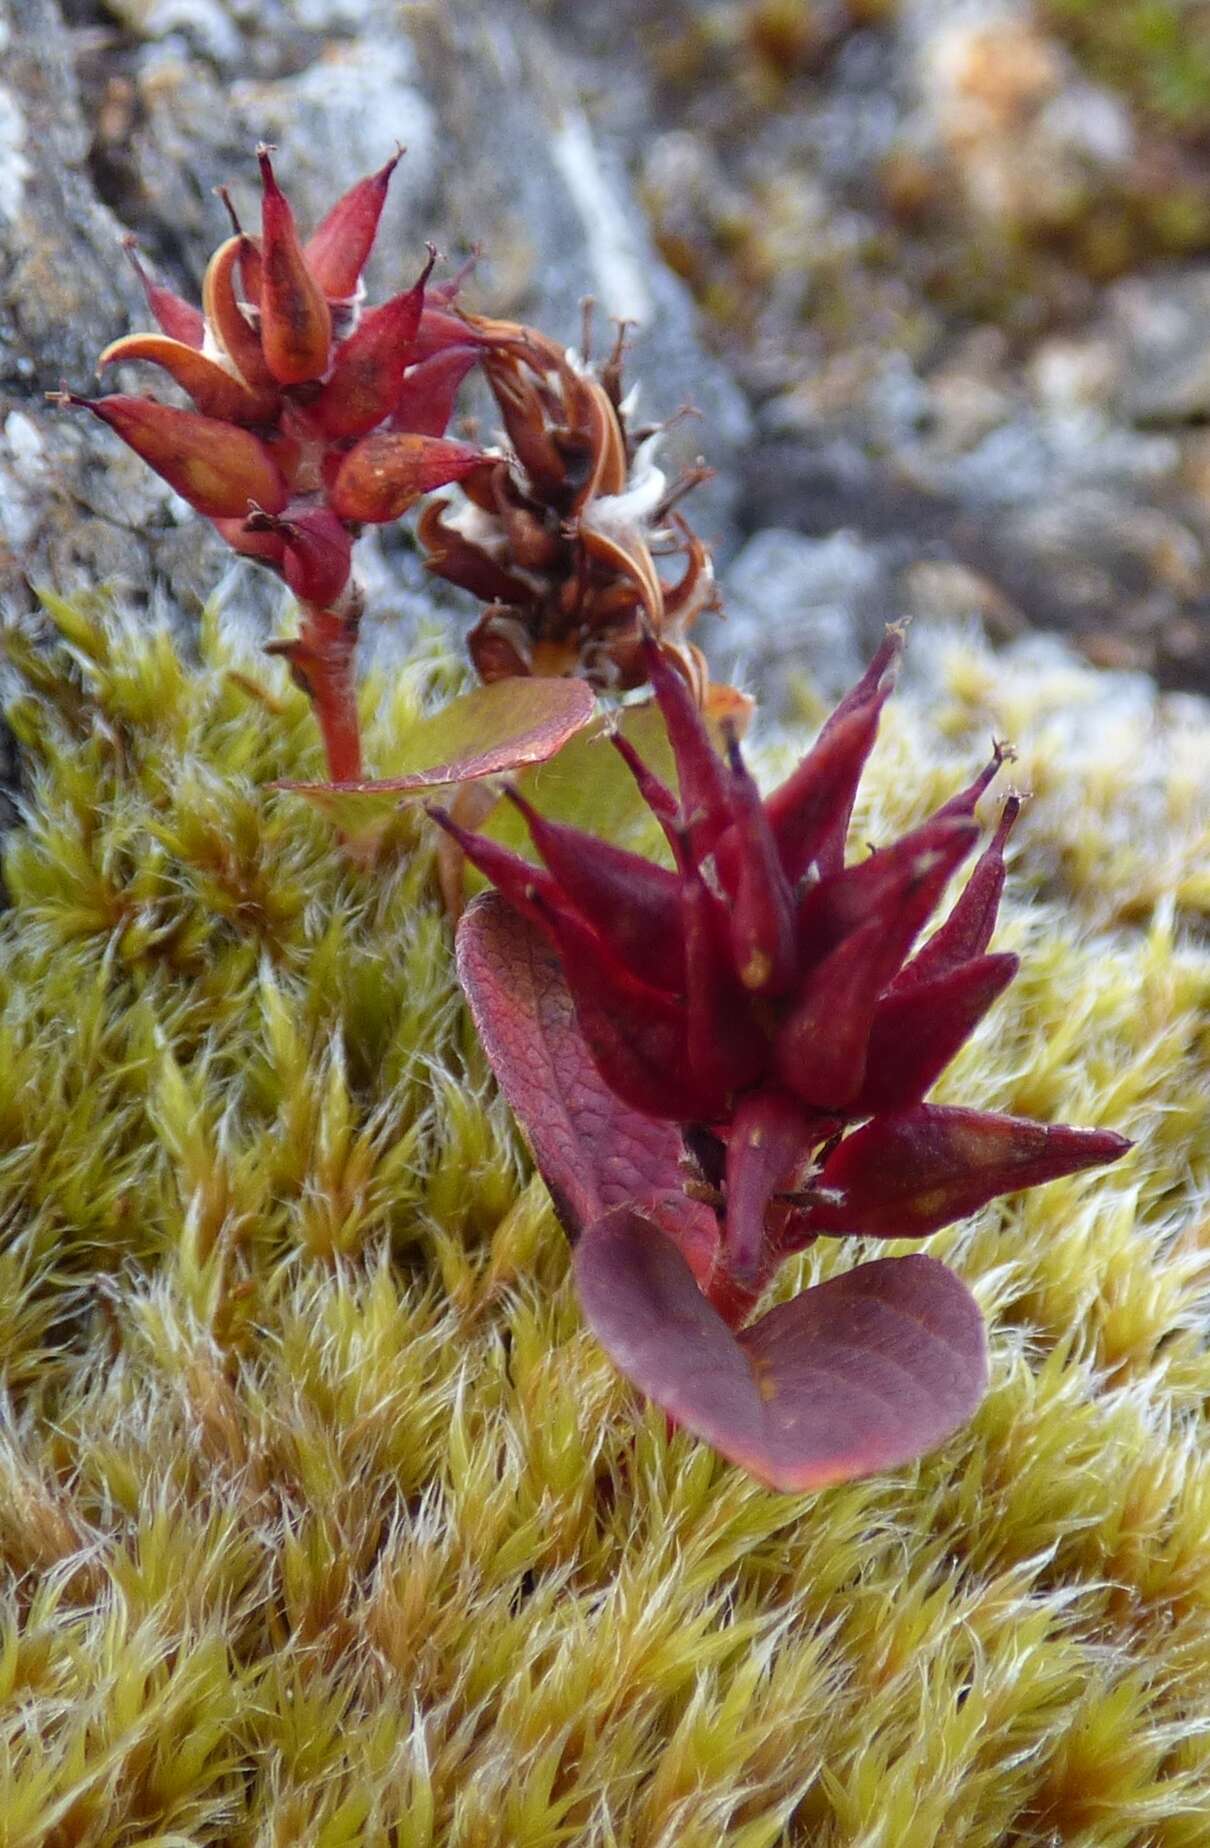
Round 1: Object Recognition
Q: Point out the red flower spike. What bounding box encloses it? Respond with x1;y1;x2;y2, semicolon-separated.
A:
97;333;280;425
303;149;403;301
391;345;481;436
67;146;497;789
575;1213;988;1492
804;1105;1132;1241
894;797;1022;993
502;785;687;994
65;394;287;519
723;1089;817;1284
852;952;1020;1115
122;239;205;348
311;250;436;441
457;897;718;1281
257;147;332;385
775;822;978;1110
329;432;485;524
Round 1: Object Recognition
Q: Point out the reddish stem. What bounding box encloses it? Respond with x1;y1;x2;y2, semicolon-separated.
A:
266;600;363;781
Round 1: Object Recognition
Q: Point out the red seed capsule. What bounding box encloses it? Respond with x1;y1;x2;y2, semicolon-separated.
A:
304;149;403;300
329;432;485;524
311;251;436;441
257;147;332;385
74;394;287;519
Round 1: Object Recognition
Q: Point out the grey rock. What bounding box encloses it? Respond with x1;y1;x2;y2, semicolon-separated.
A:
717;527;885;707
1111;271;1210;425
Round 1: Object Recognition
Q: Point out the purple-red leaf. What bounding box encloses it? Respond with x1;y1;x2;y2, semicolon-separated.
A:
804;1104;1132;1240
574;1208;988;1491
456;896;718;1280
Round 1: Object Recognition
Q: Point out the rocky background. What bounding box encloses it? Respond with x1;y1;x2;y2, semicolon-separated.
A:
4;0;1210;701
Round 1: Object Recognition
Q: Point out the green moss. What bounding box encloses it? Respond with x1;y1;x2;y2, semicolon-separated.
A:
1045;0;1210;138
0;598;1206;1842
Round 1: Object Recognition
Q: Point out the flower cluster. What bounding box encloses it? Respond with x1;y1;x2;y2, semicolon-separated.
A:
56;148;489;778
444;630;1130;1486
418;318;717;697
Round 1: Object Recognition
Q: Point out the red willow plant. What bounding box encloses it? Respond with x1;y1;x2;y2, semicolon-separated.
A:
438;630;1131;1490
52;147;596;785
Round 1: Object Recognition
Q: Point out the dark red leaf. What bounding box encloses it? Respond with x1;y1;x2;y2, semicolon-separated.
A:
456;896;718;1281
574;1208;988;1491
804;1104;1132;1240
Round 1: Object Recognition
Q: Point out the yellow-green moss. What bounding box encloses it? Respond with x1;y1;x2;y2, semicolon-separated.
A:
0;600;1206;1844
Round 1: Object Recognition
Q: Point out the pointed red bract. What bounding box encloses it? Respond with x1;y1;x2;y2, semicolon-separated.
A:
894;798;1021;992
776;821;977;1109
98;333;280;425
575;1211;988;1491
804;1105;1132;1240
123;240;205;348
852;953;1019;1115
392;345;480;436
504;786;687;994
